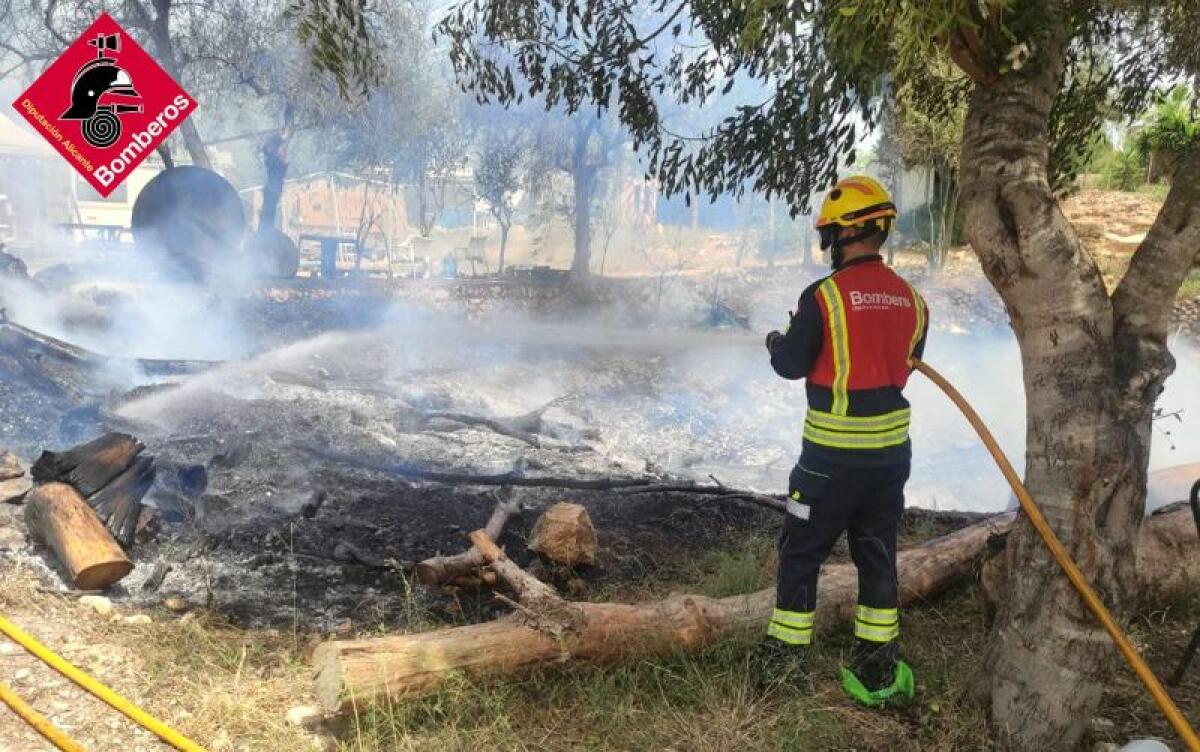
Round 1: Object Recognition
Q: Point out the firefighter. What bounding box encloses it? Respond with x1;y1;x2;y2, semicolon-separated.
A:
757;175;928;707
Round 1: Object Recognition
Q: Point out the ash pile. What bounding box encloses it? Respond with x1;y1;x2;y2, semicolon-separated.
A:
0;276;796;632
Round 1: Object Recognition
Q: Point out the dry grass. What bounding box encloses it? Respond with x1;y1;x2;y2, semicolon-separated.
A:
5;535;1200;751
0;565;319;752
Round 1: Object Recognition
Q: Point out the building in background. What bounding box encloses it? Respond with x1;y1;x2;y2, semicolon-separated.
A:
0;112;239;247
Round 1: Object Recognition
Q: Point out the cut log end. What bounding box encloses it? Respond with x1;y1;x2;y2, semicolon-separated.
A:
313;645;347;714
528;502;597;567
74;560;135;591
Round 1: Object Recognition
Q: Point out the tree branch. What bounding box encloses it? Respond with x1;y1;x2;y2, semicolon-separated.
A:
1113;146;1200;340
1112;146;1200;406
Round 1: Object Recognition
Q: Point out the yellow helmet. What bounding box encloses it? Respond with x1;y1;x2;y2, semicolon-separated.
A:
815;175;897;250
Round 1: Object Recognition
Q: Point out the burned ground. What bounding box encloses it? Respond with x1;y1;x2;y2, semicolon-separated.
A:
0;262;1011;634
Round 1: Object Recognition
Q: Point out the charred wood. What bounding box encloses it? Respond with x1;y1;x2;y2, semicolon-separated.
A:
0;319;217;378
88;455;156;547
32;433;145;498
299;445;784;513
141;561;172;593
421;395;584;450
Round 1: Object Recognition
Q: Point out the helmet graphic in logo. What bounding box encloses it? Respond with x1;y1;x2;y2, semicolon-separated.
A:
59;33;144;148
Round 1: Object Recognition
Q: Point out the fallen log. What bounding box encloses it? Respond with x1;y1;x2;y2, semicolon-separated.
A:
416;492;523;586
312;513;1014;713
23;483;133;590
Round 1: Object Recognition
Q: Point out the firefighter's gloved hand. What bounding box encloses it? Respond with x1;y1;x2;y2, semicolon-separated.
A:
765;330;784;350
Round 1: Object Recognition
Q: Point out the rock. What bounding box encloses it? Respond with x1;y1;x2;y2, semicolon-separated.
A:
0;475;31;504
527;502;598;567
0;451;24;481
162;595;189;612
79;595;113;617
0;525;23;550
122;614;152;625
285;705;325;730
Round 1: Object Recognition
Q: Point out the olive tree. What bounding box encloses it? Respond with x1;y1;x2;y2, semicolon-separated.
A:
441;3;1200;748
474;126;528;273
292;0;1200;747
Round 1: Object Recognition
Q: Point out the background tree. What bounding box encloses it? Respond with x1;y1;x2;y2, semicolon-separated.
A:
884;64;967;272
323;1;471;238
474;127;528;274
1134;84;1200;184
424;2;1200;748
519;111;626;277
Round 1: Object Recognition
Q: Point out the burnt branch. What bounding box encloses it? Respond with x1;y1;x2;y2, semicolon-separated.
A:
298;444;786;513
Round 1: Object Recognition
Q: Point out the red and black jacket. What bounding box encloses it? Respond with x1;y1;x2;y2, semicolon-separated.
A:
768;255;929;466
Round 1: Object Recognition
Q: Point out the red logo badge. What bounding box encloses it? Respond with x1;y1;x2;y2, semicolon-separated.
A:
11;13;197;197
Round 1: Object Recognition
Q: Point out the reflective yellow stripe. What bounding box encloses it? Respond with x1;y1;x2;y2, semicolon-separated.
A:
904;282;925;363
805;408;911;432
856;605;899;624
771;608;815;628
803;423;910;449
768;622;814;645
855;621;900;643
818;279;851;415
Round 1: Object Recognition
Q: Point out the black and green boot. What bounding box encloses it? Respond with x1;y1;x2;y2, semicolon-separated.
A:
752;637;812;692
840;640;914;707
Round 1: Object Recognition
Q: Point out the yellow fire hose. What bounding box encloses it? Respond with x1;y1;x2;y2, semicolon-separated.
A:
0;680;88;752
914;358;1200;750
0;615;208;752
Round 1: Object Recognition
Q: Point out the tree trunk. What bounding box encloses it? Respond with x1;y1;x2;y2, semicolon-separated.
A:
313;514;1011;713
145;2;211;171
498;222;509;275
417;173;432;237
177;120;212;171
258;106;293;233
958;16;1172;749
571;166;594;277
